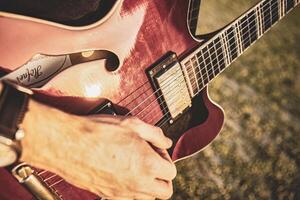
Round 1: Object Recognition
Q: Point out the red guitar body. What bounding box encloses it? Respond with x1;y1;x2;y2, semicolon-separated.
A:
0;0;224;199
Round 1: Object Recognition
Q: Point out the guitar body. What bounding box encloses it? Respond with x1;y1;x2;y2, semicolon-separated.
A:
0;0;224;199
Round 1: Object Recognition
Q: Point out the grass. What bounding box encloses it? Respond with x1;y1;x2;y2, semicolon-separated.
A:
172;1;300;200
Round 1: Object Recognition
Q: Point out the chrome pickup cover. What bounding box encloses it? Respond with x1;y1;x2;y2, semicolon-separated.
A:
148;52;192;121
156;62;191;119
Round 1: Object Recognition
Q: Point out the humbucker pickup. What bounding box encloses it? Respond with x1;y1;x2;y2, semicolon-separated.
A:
147;52;192;122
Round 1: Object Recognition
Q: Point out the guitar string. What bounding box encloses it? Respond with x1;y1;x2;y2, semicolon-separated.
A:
47;0;286;187
156;0;298;127
137;8;263;123
40;0;282;178
50;1;298;189
36;0;280;184
121;0;279;119
117;0;201;107
155;4;283;127
41;2;294;189
133;0;280;123
124;0;293;113
37;0;288;185
144;1;290;127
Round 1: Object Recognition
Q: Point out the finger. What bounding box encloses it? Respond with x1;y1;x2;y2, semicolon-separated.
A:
125;118;172;149
148;153;177;180
151;146;173;162
143;179;173;200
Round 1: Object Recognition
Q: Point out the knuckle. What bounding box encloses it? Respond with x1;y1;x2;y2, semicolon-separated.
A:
170;164;177;180
162;185;173;199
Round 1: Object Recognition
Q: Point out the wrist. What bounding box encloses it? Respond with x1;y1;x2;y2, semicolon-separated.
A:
19;99;86;174
0;81;32;166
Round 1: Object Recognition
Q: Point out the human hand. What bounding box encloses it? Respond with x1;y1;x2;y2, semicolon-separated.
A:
21;100;177;199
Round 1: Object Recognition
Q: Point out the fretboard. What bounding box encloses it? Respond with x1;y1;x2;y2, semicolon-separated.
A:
181;0;299;97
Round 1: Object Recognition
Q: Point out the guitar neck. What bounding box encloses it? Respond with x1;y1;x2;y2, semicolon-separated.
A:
181;0;299;97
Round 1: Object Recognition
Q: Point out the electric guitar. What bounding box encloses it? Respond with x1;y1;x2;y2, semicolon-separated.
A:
0;0;299;199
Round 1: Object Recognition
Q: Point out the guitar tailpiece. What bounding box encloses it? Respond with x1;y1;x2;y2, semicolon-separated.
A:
11;163;62;200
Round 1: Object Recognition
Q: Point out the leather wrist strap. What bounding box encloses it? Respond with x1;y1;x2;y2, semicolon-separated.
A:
0;81;32;140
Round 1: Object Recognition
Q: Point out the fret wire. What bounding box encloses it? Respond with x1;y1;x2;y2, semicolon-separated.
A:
195;53;205;87
270;1;275;25
256;4;263;36
207;45;216;78
191;56;200;91
280;0;283;17
261;2;266;32
283;0;287;16
227;28;236;61
213;39;222;72
220;32;231;65
187;57;198;93
236;21;244;52
200;49;210;83
247;11;257;44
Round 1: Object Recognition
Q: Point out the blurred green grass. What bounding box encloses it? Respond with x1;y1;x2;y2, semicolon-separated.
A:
173;2;300;200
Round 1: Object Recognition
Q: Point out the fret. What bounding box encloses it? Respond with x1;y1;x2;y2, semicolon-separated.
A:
225;26;239;61
185;60;198;94
281;0;286;16
248;10;258;45
234;22;244;53
214;36;226;71
261;0;272;33
202;46;214;80
191;56;200;91
198;51;210;85
278;0;284;18
207;42;217;78
182;60;195;96
212;39;221;75
285;0;295;13
270;0;280;24
220;33;230;66
255;5;263;37
196;52;206;89
239;12;255;50
194;53;204;89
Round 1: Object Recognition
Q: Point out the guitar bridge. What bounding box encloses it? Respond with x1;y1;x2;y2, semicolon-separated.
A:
147;52;192;122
